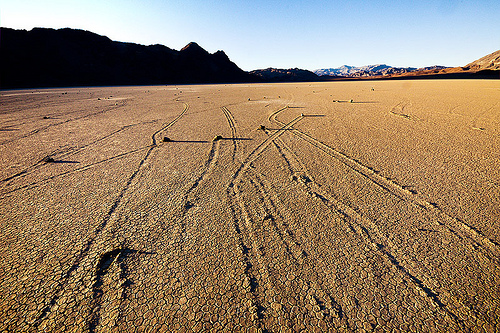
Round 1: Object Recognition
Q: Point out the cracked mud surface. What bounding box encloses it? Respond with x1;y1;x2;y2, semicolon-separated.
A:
1;81;499;332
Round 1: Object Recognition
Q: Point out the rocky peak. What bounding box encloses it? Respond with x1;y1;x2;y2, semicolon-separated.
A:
180;42;208;54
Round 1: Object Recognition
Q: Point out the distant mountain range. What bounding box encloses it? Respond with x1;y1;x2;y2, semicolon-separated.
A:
379;49;500;80
0;27;255;88
314;65;448;77
249;68;319;82
0;27;498;88
313;50;500;79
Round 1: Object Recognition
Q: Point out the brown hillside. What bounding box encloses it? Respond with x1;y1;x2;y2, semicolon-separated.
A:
465;49;500;70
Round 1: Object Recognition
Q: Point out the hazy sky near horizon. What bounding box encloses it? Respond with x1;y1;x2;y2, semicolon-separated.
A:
1;0;499;71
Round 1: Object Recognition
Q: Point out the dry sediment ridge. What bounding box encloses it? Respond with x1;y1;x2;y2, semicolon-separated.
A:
0;80;499;332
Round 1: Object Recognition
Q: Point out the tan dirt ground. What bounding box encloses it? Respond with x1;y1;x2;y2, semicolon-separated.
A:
0;80;499;332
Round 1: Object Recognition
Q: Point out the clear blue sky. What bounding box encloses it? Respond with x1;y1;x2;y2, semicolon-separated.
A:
1;0;499;71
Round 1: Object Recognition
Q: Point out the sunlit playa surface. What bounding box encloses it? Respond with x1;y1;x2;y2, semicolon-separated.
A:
1;80;499;332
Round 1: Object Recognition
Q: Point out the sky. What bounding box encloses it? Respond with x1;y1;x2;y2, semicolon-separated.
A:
1;0;499;71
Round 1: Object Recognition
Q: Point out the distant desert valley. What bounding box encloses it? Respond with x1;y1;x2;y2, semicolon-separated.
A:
1;27;500;332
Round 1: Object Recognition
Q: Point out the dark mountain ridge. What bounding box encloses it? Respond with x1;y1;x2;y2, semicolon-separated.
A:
0;27;255;88
250;68;321;82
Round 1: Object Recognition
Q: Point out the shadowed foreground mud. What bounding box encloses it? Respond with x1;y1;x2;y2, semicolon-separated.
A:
1;80;499;332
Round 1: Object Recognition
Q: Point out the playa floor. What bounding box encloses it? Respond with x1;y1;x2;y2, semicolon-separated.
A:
1;80;499;332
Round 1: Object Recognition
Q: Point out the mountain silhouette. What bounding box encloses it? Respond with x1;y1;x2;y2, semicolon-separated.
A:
250;68;321;82
0;27;256;88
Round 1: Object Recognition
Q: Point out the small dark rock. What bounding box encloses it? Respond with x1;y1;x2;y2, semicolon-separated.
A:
42;156;55;163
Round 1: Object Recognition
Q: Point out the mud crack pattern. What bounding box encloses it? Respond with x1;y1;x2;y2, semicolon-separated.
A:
1;82;499;332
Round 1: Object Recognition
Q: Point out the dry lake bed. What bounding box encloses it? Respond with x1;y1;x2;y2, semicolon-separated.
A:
1;80;499;332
